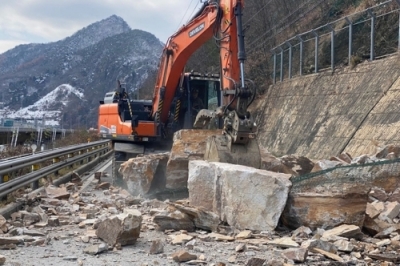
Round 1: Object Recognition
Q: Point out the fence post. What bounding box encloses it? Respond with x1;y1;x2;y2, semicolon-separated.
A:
296;35;304;76
328;24;335;71
367;8;375;61
396;0;400;51
272;51;277;84
312;30;319;73
287;42;293;79
345;17;353;65
280;46;284;82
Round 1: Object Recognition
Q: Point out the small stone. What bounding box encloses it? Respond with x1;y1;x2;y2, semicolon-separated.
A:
268;237;299;248
149;239;164;254
281;248;308;263
0;255;5;265
97;182;111;190
376;239;391;247
245;258;266;266
235;243;247;252
48;216;60;227
171;250;197;262
169;234;193;245
235;230;252;239
63;256;78;261
84;244;107;255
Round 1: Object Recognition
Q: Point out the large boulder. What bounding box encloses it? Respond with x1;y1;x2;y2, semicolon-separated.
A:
280;161;397;230
188;160;292;231
282;192;368;230
119;153;169;196
166;129;221;191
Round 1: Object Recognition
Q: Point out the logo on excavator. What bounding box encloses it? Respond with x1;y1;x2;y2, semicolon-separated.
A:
189;22;205;38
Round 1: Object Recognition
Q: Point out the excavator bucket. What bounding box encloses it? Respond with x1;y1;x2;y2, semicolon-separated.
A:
204;133;261;169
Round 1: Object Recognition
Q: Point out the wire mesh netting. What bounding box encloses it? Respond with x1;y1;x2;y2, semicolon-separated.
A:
271;0;400;81
291;157;400;193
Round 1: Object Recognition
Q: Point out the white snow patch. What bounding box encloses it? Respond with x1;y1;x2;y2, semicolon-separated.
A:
6;84;84;124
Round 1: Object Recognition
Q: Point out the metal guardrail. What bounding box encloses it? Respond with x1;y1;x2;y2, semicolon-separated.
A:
0;140;111;198
0;140;109;176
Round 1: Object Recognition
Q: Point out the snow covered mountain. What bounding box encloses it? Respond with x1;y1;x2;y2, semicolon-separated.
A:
0;15;163;128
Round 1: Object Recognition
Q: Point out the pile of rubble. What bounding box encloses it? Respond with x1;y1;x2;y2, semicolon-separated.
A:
2;129;400;264
1;173;400;265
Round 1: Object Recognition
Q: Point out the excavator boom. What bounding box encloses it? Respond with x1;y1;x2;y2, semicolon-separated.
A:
150;0;259;167
98;0;261;179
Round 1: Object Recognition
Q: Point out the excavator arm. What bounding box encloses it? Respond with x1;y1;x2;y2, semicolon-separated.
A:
152;0;255;148
152;0;260;168
151;1;220;123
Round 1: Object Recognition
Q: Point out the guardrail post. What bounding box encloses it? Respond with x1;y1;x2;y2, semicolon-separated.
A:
345;17;353;65
296;35;304;76
272;51;277;84
31;164;40;190
78;150;85;165
367;8;375;61
312;30;319;73
279;46;284;82
0;174;8;200
53;157;60;175
328;24;335;71
68;153;74;168
0;175;9;184
286;42;293;79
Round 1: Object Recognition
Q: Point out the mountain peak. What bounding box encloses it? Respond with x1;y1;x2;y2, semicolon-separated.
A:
62;15;131;51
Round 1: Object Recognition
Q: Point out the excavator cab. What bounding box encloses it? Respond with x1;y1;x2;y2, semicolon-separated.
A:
168;72;221;133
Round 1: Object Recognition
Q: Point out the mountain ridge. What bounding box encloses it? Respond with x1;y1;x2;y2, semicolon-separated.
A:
0;15;163;128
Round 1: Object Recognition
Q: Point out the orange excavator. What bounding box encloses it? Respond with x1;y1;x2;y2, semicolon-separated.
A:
98;0;260;173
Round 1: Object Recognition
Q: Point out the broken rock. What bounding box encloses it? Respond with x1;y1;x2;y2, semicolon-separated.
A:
153;209;195;232
281;248;308;263
322;224;362;240
171;203;220;232
96;208;142;246
149;239;164;254
83;243;108;255
171;250;197;262
188;160;291;231
166;129;221;191
119;153;169;196
45;186;70;200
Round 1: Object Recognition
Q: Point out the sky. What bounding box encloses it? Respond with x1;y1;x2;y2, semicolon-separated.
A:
0;0;202;54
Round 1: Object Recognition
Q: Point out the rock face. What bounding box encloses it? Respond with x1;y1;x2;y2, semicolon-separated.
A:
96;209;142;247
166;129;221;191
254;55;400;158
119;153;169;196
282;192;369;230
188;160;292;231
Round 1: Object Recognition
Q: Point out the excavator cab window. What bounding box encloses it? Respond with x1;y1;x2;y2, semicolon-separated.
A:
176;74;220;130
188;79;220;111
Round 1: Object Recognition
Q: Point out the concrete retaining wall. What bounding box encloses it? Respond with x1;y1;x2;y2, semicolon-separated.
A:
254;55;400;159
